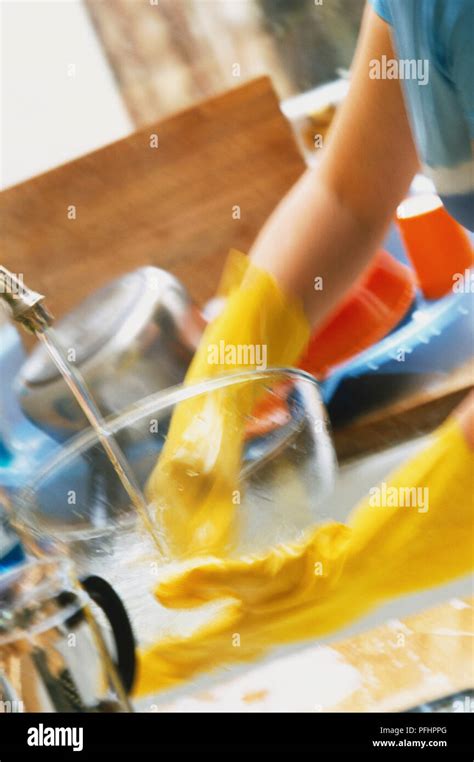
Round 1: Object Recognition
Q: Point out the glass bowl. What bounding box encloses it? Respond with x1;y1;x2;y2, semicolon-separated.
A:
14;369;336;643
16;368;335;550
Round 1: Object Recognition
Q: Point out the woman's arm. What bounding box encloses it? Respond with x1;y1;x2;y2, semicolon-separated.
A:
250;5;419;326
453;390;474;450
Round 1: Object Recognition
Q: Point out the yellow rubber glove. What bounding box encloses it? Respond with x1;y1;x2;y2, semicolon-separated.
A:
136;417;473;696
145;250;310;559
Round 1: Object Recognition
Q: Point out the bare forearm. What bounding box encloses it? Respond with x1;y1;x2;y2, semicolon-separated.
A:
453;390;474;450
251;6;419;329
250;165;391;327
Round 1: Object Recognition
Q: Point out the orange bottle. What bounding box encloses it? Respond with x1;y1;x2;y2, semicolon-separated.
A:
397;193;473;300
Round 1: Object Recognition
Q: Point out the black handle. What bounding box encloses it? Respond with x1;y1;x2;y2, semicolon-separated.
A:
80;575;136;695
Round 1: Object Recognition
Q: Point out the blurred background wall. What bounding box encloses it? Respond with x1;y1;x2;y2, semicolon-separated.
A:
1;0;364;188
85;0;365;126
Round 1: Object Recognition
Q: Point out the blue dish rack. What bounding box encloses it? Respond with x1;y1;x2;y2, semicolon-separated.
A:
322;224;473;424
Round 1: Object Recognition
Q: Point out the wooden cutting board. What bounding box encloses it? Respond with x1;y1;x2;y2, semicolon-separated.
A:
0;77;304;321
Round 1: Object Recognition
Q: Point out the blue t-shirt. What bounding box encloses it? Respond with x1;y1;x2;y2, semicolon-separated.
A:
371;0;473;230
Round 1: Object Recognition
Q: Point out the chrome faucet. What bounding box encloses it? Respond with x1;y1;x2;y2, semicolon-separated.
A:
0;266;53;333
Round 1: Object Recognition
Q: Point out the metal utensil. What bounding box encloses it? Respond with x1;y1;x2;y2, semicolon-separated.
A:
0;266;53;334
17;267;206;442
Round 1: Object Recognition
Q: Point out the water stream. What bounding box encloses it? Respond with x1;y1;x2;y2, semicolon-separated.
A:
37;327;167;558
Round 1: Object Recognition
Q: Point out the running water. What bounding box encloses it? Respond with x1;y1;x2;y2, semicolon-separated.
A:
37;327;167;558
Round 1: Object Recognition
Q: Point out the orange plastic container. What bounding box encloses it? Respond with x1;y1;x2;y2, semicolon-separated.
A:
299;248;415;379
248;249;415;436
397;193;473;300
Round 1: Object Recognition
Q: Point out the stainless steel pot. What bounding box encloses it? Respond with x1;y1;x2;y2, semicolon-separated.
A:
16;268;206;441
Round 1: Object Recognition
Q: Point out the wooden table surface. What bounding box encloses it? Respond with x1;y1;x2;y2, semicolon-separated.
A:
155;596;473;713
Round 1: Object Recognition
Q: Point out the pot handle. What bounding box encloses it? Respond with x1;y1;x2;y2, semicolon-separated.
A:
80;575;136;695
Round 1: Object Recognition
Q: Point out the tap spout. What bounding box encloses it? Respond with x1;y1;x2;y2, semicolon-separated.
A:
0;266;54;333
